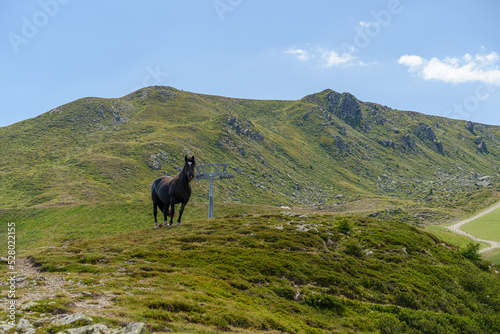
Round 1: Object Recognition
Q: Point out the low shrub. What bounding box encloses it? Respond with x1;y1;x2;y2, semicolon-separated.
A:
303;294;345;314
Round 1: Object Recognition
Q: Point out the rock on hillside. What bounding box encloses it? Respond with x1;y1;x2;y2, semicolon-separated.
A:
415;122;436;141
326;91;363;126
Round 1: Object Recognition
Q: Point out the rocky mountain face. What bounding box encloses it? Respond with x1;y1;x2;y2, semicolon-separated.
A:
1;86;499;214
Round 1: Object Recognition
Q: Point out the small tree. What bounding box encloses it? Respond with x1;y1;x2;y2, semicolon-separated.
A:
460;242;481;262
338;218;352;234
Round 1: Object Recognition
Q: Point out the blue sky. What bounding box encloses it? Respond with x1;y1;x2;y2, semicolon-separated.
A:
2;0;500;127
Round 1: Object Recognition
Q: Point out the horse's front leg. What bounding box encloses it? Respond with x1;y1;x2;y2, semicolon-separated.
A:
177;202;187;226
153;201;158;228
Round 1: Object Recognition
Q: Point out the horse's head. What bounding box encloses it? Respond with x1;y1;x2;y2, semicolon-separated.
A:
184;155;196;181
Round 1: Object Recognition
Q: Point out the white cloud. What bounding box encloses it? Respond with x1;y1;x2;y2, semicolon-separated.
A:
359;21;372;28
285;48;310;62
398;52;500;85
398;55;425;69
319;48;358;67
285;46;367;68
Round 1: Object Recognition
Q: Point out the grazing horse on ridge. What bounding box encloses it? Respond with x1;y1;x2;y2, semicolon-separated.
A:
151;155;196;228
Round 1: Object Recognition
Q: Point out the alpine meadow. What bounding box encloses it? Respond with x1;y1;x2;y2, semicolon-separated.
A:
1;86;500;333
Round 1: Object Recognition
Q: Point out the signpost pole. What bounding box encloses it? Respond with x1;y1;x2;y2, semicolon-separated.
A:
208;176;214;218
195;163;235;219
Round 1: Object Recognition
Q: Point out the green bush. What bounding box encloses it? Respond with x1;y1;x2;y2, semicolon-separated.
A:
338;218;352;234
394;290;420;310
228;279;250;290
272;286;296;300
345;242;364;258
377;313;406;334
460;243;481;262
26;301;68;315
304;294;345;314
147;299;201;313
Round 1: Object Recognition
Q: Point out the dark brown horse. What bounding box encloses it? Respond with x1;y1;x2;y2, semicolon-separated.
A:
151;155;196;228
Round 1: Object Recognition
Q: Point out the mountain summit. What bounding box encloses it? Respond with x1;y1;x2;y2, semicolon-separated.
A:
1;86;498;221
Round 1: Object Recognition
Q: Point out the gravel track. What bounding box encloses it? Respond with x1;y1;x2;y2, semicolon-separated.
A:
447;201;500;254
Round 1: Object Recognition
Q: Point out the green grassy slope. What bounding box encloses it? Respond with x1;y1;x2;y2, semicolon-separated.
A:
3;212;499;333
486;250;500;264
0;202;295;251
461;206;500;241
1;86;500;222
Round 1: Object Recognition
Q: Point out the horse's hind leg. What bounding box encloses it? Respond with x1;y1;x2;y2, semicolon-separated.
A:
153;199;161;229
168;197;176;227
164;205;170;217
152;181;161;229
163;204;170;227
153;200;163;228
153;194;168;229
162;199;172;227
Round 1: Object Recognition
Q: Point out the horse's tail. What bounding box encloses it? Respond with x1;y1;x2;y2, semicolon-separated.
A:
152;177;169;217
151;176;160;194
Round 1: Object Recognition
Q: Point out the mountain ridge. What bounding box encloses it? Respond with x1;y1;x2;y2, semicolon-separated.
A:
1;86;499;223
2;86;500;334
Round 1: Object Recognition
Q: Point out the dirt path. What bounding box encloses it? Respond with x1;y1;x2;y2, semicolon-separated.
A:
447;201;500;254
14;257;115;316
0;258;138;333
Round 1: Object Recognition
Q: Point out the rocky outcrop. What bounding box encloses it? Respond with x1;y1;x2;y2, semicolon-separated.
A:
465;121;475;133
326;91;340;112
52;313;93;327
125;86;178;102
401;134;416;152
83;102;134;126
339;93;363;126
335;136;351;155
415;123;436;141
302;110;313;120
148;150;169;170
373;115;387;126
226;116;264;142
337;126;347;136
380;139;395;149
477;139;489;154
434;140;445;155
414;123;445;154
475;176;492;187
67;323;110;334
326;92;362;127
2;315;148;334
15;318;34;334
120;322;148;334
238;147;247;156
